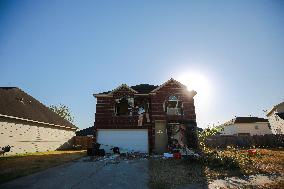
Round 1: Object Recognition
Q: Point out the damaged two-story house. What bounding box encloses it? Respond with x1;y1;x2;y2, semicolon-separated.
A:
93;78;198;154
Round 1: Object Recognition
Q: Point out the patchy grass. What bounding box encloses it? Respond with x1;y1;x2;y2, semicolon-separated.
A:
149;158;207;189
0;150;86;184
214;148;284;175
148;149;284;189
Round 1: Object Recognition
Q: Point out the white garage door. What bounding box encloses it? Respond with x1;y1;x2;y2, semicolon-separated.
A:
97;129;148;153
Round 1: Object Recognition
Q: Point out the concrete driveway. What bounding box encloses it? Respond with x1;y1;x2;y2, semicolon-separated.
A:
2;156;279;189
0;157;149;189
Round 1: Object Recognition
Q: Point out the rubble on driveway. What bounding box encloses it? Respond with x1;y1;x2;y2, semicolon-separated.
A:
86;152;149;164
85;142;202;164
85;149;201;165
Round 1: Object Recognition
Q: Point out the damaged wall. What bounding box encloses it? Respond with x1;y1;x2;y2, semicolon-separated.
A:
94;79;198;153
149;80;197;152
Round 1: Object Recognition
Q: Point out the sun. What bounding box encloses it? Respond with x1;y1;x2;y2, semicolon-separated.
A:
177;72;211;107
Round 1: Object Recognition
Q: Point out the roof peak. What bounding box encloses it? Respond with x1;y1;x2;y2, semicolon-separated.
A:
0;87;77;129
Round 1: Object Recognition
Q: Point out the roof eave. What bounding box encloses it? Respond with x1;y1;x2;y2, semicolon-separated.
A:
110;84;138;94
266;101;284;116
93;93;113;98
0;114;77;130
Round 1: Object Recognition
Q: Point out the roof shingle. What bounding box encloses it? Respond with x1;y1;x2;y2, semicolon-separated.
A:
0;87;77;129
97;84;159;95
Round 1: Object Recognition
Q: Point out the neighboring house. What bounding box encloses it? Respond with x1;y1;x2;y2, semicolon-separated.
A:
0;87;77;155
93;78;198;154
266;101;284;134
219;117;272;136
76;126;95;136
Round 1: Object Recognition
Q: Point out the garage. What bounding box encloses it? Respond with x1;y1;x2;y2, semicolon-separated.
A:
97;129;148;153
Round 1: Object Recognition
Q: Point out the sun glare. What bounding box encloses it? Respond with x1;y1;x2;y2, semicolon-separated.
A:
177;72;212;107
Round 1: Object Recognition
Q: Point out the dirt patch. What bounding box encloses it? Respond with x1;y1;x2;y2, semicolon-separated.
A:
209;174;284;189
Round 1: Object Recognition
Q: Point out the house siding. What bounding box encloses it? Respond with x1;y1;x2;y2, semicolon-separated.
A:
266;102;284;134
267;112;284;134
221;122;273;136
0;117;75;155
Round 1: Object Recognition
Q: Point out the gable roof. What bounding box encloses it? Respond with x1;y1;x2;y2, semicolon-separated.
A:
222;117;268;126
234;117;268;123
76;126;95;136
0;87;77;129
266;101;284;116
130;84;159;94
94;78;194;96
95;84;159;96
110;84;138;94
150;78;187;93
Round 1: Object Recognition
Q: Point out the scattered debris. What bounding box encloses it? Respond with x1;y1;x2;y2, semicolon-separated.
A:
110;147;120;154
163;153;174;158
86;151;149;164
247;148;257;156
0;145;11;156
181;148;201;158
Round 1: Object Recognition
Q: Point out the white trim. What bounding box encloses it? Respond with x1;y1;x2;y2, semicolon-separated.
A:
0;114;77;130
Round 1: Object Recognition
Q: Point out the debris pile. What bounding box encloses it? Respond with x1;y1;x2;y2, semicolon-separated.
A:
86;142;201;164
162;148;201;159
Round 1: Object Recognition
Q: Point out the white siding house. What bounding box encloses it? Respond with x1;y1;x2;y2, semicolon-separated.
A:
220;117;272;136
0;87;77;155
266;102;284;134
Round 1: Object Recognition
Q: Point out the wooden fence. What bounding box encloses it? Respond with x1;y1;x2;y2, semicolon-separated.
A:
204;134;284;149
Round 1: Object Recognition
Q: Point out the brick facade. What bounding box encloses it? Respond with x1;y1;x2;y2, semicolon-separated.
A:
94;79;197;152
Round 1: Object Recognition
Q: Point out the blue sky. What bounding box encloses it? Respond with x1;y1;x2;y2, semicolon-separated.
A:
0;0;283;129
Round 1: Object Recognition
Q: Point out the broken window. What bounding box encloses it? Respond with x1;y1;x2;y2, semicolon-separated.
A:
134;97;150;125
115;97;134;116
164;95;183;115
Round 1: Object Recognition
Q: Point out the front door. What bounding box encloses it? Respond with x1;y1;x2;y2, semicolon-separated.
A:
154;120;168;154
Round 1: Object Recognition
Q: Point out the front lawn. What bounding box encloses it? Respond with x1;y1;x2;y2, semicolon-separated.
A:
148;148;284;189
0;150;86;184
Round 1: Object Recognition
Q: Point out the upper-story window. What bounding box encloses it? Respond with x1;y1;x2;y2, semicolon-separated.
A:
255;125;259;130
115;97;134;116
165;95;183;115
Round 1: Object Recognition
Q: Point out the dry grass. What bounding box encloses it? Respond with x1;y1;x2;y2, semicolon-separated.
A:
0;150;86;184
216;148;284;175
148;149;284;189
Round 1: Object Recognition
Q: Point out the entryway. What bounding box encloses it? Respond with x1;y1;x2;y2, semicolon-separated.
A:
154;120;168;154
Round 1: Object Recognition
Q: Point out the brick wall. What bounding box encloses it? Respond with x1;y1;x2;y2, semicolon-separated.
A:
94;80;197;152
